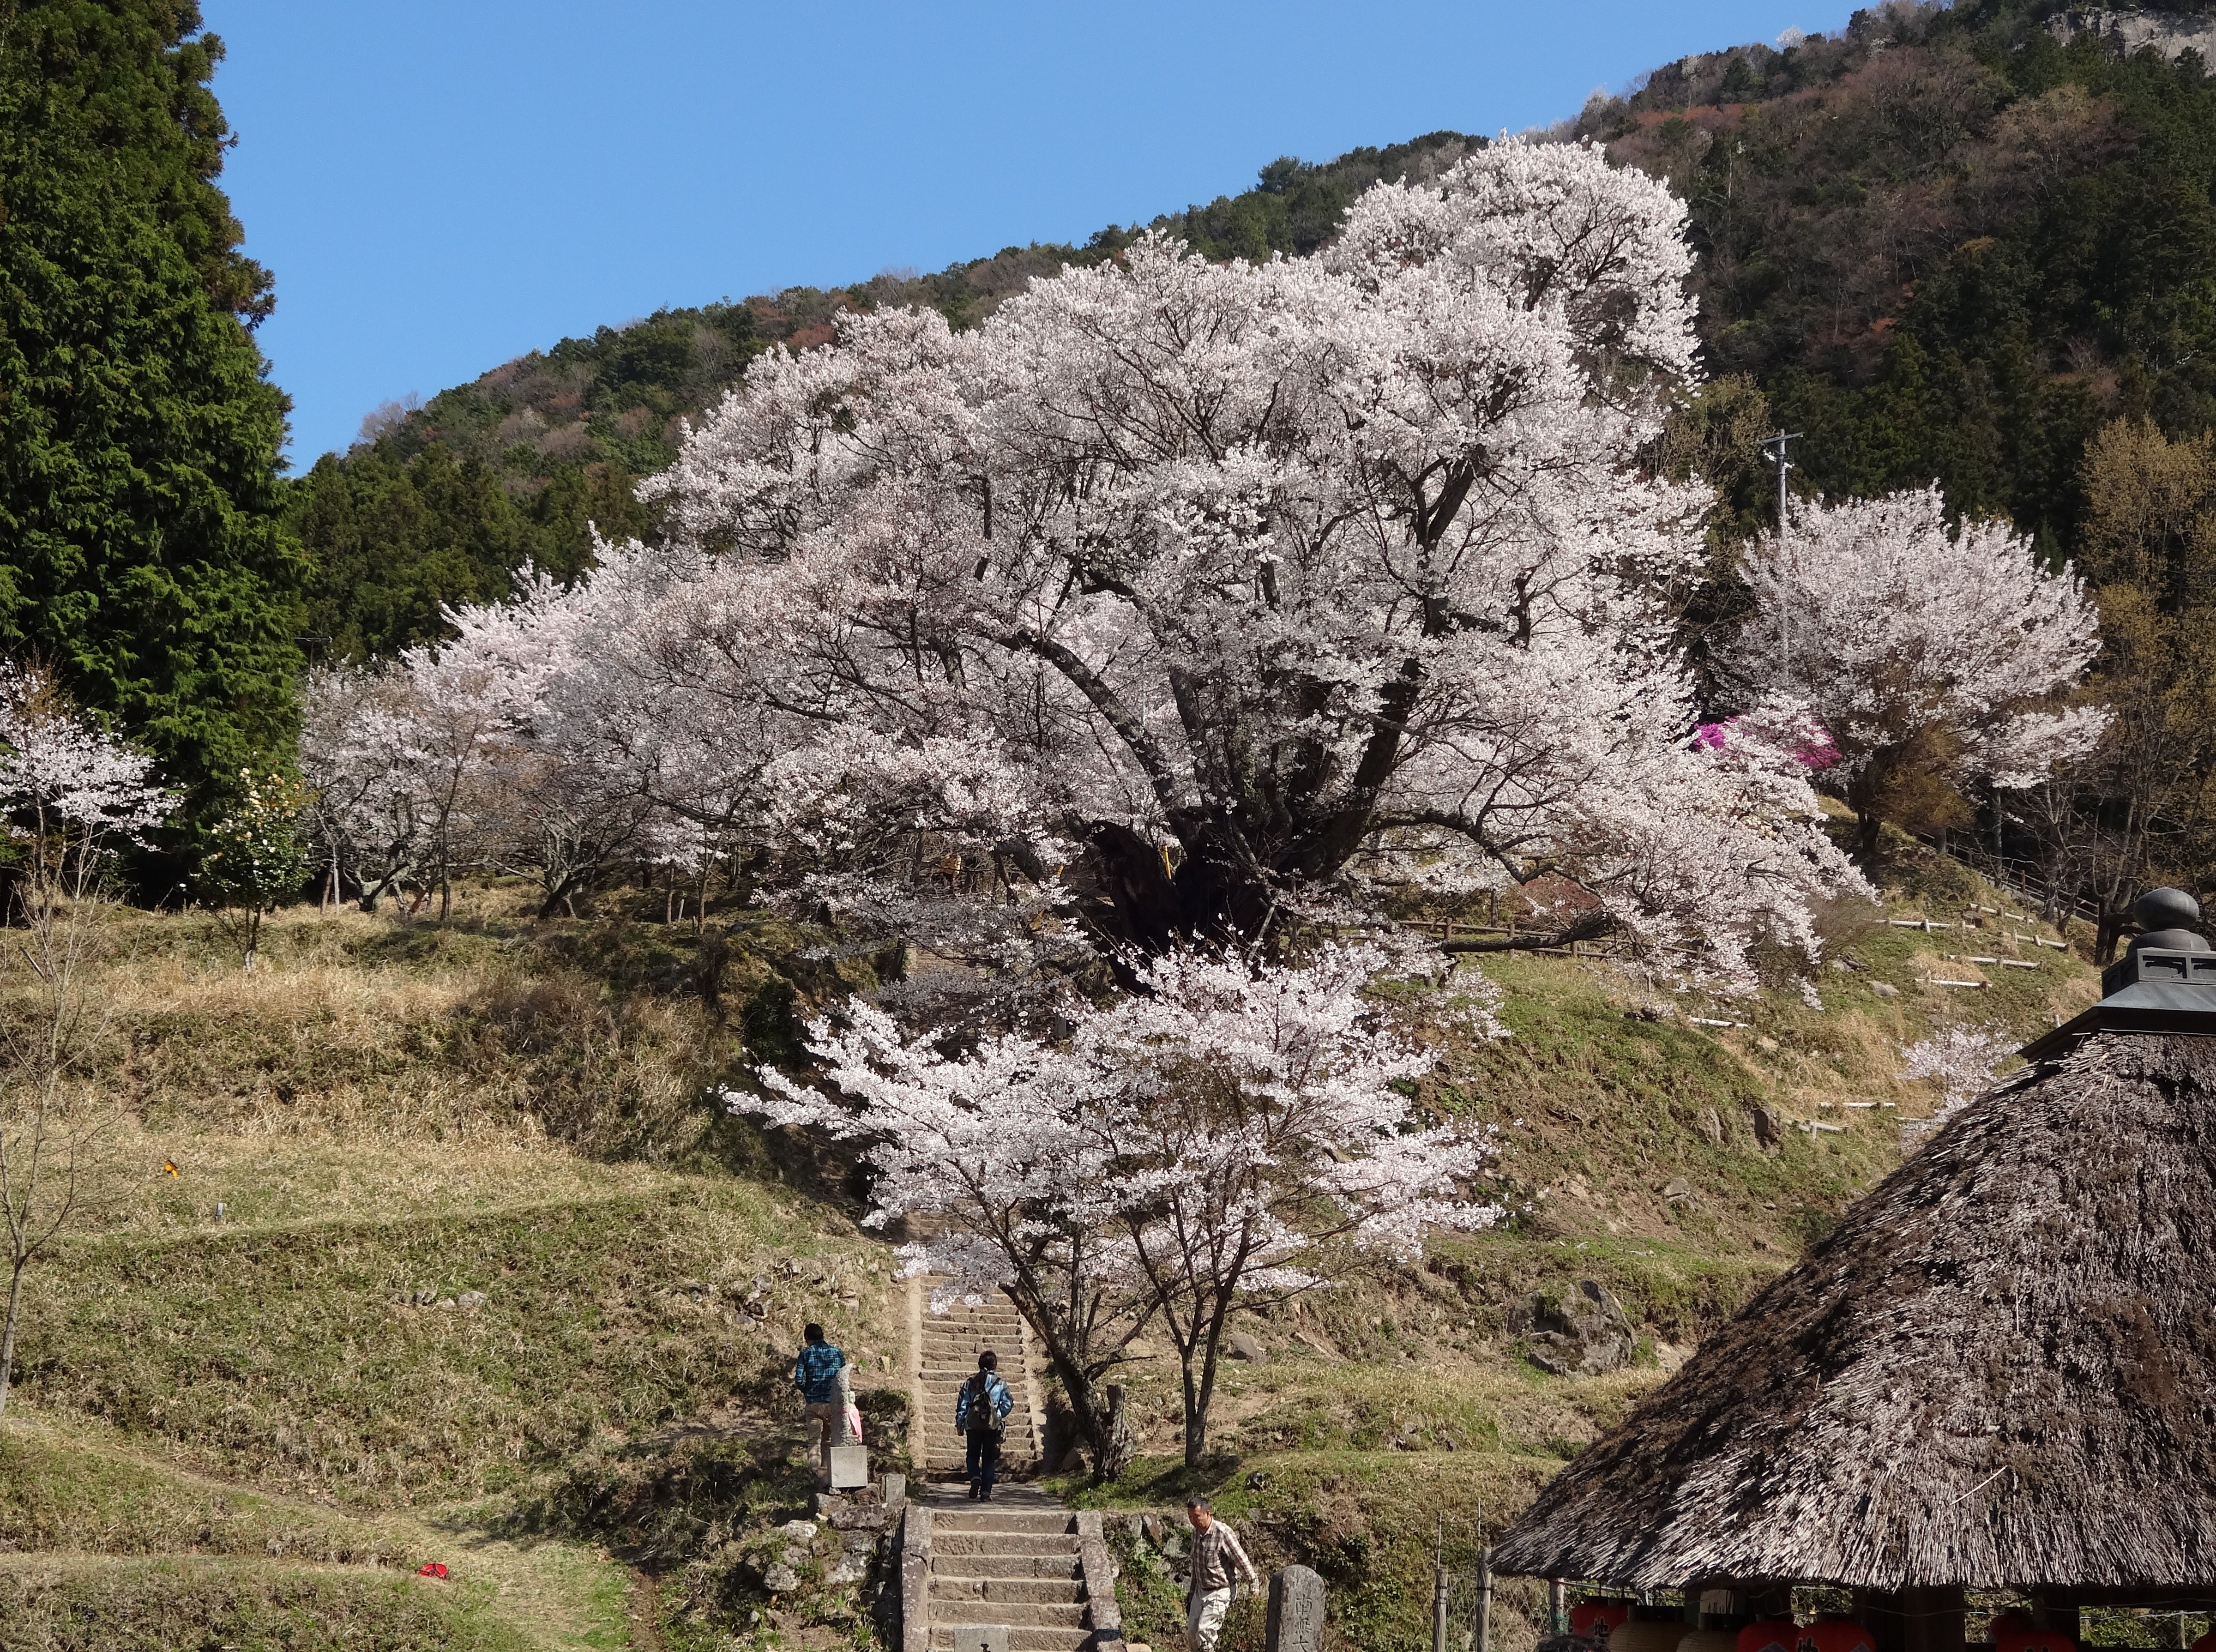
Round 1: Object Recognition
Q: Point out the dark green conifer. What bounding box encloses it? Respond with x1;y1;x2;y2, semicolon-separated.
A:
0;1;303;815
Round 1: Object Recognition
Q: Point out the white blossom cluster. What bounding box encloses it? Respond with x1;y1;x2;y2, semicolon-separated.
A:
1727;486;2107;794
0;666;169;847
1898;1021;2019;1121
306;140;1867;997
736;947;1496;1400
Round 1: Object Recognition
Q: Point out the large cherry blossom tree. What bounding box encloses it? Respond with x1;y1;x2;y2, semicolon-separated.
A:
1723;485;2107;860
456;139;1860;996
735;945;1498;1470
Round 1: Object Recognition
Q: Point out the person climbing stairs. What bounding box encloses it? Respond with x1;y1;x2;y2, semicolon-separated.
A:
914;1281;1042;1482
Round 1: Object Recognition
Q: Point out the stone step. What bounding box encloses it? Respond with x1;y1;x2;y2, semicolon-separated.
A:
931;1511;1074;1536
927;1628;1091;1652
932;1554;1083;1581
934;1533;1081;1557
929;1602;1089;1629
924;1446;1037;1462
930;1578;1084;1605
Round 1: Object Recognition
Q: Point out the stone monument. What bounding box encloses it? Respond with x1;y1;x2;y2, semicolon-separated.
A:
1266;1564;1326;1652
829;1442;869;1490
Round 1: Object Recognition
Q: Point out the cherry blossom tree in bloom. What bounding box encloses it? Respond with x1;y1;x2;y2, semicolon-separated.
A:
302;574;652;920
0;665;169;865
736;944;1497;1470
1899;1023;2019;1127
526;138;1860;995
1725;485;2107;861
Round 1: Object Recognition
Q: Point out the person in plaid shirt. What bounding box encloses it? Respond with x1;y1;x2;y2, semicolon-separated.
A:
791;1322;849;1488
1183;1496;1259;1652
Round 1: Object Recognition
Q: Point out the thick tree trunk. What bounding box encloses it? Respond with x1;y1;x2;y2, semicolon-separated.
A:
1080;814;1283;961
1001;1285;1129;1478
1856;809;1883;863
2097;904;2130;965
1096;1384;1137;1483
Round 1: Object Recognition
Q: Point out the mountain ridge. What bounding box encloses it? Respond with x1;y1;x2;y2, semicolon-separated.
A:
296;0;2216;661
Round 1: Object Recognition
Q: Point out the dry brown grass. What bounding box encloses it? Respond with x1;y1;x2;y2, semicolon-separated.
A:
0;903;731;1167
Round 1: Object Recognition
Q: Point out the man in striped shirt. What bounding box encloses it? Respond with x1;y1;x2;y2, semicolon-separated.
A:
1183;1496;1260;1652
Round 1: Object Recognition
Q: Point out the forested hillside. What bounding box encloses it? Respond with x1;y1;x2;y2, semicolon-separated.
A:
294;0;2216;660
1584;0;2216;557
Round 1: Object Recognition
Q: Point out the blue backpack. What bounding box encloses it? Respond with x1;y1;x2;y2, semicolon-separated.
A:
958;1371;1010;1435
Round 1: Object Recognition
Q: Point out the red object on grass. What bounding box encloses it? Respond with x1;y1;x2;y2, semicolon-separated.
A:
418;1562;449;1579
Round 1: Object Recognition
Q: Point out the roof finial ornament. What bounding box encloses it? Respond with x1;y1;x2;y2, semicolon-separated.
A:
2026;885;2216;1060
2131;886;2206;953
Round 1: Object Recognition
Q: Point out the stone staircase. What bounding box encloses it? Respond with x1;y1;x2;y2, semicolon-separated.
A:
924;1486;1104;1652
915;1283;1041;1479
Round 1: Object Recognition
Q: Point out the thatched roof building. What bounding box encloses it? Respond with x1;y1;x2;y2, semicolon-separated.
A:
1493;892;2216;1604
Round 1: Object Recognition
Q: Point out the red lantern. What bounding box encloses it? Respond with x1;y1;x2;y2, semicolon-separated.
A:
1740;1621;1798;1652
1574;1604;1632;1647
1798;1622;1875;1652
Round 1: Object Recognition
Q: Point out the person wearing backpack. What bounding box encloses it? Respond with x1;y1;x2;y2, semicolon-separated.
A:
953;1350;1014;1500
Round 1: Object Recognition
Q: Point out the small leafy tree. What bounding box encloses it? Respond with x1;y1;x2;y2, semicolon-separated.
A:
0;666;169;1415
199;769;313;969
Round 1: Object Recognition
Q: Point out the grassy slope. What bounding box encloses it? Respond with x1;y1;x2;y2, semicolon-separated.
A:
0;896;909;1650
0;850;2100;1650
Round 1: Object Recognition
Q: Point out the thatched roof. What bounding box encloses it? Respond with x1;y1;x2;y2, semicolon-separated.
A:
1492;1031;2216;1592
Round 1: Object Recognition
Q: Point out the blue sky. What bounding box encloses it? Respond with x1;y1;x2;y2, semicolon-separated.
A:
205;1;1856;466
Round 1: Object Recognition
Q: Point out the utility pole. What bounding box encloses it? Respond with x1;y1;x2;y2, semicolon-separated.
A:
1761;428;1802;671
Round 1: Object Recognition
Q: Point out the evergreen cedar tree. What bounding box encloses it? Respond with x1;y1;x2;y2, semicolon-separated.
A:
311;140;1904;996
0;1;303;828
